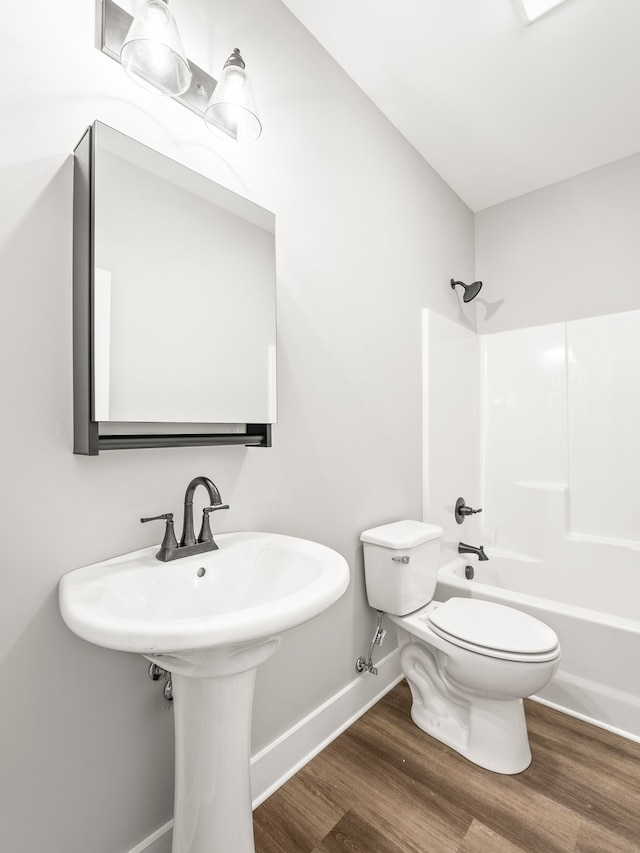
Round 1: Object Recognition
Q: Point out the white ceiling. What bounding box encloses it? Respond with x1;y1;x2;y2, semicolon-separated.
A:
279;0;640;211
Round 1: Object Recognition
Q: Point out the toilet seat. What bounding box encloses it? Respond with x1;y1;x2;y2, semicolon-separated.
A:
426;598;560;663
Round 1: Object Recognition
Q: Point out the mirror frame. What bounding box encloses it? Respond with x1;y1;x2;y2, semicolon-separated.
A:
72;123;273;454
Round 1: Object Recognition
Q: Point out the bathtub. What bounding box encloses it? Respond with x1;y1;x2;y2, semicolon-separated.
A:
435;554;640;742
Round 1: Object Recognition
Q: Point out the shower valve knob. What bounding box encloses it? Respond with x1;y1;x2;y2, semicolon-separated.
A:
455;497;483;524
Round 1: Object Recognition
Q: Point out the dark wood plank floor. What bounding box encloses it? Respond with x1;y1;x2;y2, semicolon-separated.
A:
253;680;640;852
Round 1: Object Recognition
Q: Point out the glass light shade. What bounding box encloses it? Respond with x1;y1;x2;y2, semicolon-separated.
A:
120;0;191;96
204;50;262;143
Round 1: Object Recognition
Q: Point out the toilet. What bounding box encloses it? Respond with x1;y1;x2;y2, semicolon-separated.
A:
361;520;561;774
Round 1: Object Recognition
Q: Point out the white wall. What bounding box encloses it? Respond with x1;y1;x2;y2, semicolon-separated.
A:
0;2;474;851
475;151;640;333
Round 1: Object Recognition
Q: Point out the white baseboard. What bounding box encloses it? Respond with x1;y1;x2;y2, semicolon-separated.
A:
127;821;173;853
531;693;640;745
127;649;402;853
251;648;402;806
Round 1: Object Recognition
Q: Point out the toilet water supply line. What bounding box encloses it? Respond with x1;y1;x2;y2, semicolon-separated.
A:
355;611;386;675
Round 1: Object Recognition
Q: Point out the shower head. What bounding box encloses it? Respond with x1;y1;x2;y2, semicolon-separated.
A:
451;278;483;303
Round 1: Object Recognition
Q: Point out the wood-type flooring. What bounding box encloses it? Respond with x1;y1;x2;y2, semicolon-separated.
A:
253;680;640;853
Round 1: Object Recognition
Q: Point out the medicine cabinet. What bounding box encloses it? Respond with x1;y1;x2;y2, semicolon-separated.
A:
73;121;276;454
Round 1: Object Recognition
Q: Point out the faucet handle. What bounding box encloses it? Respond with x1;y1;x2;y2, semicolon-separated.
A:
197;505;229;545
141;512;174;524
140;512;179;559
455;497;483;524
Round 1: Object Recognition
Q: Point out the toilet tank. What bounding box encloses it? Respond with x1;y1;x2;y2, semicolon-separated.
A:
360;520;443;616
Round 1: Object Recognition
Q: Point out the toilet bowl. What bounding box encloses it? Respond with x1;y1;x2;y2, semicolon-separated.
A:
361;520;561;774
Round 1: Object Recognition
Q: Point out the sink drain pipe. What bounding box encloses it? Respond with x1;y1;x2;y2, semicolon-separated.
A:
148;662;173;702
355;611;386;675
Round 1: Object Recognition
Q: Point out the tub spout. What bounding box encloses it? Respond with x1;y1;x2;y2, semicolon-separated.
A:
458;542;489;561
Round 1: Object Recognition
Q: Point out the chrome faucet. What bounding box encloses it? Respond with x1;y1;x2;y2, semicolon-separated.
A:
141;475;229;562
458;542;489;561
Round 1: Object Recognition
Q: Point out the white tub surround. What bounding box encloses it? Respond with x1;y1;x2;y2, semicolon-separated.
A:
481;310;640;561
423;308;640;741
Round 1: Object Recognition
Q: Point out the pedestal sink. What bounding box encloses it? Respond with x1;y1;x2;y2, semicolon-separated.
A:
59;531;350;853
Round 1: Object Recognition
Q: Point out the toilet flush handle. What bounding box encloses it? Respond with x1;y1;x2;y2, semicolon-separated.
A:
392;555;410;563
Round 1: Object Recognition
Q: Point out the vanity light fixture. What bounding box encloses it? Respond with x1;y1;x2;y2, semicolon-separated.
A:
204;49;262;143
120;0;191;96
99;0;262;142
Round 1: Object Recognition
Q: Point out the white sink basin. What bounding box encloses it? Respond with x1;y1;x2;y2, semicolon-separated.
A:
59;531;350;655
59;531;350;853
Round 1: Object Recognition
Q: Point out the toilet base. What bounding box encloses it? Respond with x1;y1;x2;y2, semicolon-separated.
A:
401;640;533;775
409;687;532;774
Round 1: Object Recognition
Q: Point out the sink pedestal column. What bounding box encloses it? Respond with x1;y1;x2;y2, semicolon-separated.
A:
162;638;281;853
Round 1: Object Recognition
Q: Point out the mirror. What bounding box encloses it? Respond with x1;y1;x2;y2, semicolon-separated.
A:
73;122;276;454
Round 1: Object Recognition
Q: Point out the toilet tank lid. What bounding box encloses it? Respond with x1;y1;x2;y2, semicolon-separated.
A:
361;520;443;549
